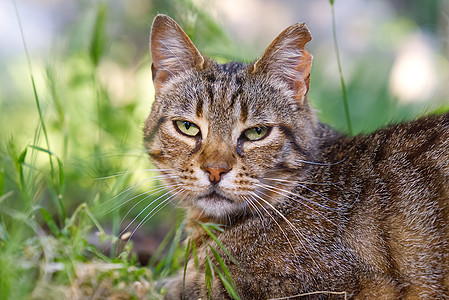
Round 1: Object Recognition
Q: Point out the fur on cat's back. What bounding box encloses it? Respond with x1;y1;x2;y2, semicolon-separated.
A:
145;14;449;299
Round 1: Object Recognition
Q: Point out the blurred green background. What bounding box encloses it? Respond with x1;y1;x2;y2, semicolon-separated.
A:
0;0;448;298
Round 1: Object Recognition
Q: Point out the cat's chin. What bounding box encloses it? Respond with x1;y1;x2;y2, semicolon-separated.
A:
193;192;246;219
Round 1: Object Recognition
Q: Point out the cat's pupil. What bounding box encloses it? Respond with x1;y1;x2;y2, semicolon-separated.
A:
184;121;191;130
255;127;262;135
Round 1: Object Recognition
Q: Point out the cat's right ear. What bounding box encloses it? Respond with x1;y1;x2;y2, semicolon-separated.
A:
251;23;313;104
150;14;205;90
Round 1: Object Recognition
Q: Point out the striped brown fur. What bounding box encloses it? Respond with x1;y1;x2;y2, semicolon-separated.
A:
144;15;449;299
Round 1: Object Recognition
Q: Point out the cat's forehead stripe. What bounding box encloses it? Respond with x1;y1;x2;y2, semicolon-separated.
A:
197;62;248;124
240;99;248;123
229;76;243;109
196;95;203;118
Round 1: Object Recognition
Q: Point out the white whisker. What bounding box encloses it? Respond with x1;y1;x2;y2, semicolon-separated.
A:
265;178;344;206
296;158;345;166
242;195;267;235
117;185;170;223
250;191;320;269
120;186;182;236
298;183;345;206
264;177;337;186
258;181;344;211
107;185;168;215
127;188;185;241
256;183;338;226
249;192;298;256
95;168;176;180
101;173;178;209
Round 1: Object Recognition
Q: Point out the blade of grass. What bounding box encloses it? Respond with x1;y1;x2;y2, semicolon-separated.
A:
0;164;4;196
0;222;6;241
166;217;186;270
209;244;239;299
17;146;29;205
13;0;67;220
13;0;54;175
198;222;238;265
28;145;67;219
89;2;108;67
192;237;199;270
211;262;239;300
151;212;186;275
205;251;214;299
45;65;68;161
330;0;353;135
89;2;110;172
150;226;175;270
40;208;60;236
182;237;191;292
65;203;106;238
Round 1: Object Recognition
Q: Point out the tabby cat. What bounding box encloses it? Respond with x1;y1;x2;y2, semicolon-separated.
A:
144;14;449;299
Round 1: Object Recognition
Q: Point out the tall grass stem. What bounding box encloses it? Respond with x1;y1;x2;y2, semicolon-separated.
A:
13;0;66;219
330;2;353;135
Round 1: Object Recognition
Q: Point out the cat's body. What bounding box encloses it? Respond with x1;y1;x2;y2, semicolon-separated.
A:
145;15;449;299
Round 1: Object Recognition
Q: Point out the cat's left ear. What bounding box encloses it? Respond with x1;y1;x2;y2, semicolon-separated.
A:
150;14;205;90
251;23;313;103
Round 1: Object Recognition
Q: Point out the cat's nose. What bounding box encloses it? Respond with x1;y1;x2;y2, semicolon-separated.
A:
203;166;230;184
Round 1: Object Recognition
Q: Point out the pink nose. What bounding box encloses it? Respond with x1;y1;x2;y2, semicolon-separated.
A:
204;166;229;184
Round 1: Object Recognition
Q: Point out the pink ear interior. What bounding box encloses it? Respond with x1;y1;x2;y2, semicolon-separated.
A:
251;23;313;102
150;15;204;90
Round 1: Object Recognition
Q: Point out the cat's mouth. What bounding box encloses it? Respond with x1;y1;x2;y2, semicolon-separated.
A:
193;191;245;219
198;191;233;204
193;191;241;219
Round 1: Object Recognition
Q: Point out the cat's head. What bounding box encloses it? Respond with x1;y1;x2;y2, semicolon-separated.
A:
144;15;320;222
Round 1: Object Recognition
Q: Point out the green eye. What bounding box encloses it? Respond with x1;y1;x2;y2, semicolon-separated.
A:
175;120;200;137
243;126;269;141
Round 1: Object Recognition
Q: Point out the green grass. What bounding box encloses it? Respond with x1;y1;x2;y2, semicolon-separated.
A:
1;0;447;299
1;1;164;298
1;1;246;298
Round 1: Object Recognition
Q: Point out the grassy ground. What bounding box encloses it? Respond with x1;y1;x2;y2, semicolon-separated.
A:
0;0;448;299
